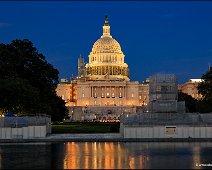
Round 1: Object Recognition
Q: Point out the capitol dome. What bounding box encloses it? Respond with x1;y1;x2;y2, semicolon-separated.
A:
92;37;122;54
85;16;129;81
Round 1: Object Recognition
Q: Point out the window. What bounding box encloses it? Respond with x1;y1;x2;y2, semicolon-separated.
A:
82;94;85;98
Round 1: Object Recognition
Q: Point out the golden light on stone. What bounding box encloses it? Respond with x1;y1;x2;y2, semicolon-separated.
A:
85;16;129;81
56;16;152;121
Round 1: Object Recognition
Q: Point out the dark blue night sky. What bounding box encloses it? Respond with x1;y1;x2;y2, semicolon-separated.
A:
0;1;212;84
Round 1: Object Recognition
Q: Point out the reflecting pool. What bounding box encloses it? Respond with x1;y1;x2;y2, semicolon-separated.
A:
0;142;212;169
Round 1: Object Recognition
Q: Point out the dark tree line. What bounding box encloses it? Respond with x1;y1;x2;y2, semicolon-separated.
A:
178;68;212;113
197;67;212;112
178;91;197;112
0;39;68;121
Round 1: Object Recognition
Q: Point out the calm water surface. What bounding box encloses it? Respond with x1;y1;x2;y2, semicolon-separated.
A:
0;142;212;169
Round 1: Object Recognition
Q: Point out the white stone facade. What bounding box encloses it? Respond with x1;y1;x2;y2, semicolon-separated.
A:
56;83;71;103
77;81;139;106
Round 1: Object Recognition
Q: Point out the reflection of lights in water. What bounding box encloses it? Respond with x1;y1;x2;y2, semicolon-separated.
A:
3;142;210;169
92;142;97;169
192;145;202;170
85;142;89;169
118;144;121;168
63;142;125;169
104;143;110;168
129;156;135;169
139;155;143;168
61;142;77;169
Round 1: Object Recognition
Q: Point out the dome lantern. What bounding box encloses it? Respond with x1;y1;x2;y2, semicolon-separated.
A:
102;15;112;38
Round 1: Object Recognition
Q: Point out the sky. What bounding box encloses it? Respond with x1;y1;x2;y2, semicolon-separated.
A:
0;1;212;84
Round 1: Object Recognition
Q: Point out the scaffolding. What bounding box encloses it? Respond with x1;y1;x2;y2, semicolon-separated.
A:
148;74;184;113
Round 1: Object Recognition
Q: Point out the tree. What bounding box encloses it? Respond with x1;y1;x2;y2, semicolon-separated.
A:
197;68;212;113
0;39;68;121
0;77;40;115
178;91;197;112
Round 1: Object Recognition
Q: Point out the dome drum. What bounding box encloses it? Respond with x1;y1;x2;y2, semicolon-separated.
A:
89;54;124;63
86;65;129;77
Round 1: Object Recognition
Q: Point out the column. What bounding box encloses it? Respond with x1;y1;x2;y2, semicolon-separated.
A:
105;86;106;99
98;87;101;97
101;66;102;75
110;86;112;99
91;86;93;97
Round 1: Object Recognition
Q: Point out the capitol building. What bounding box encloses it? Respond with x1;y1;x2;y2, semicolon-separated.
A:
56;16;150;121
77;16;139;107
56;16;202;121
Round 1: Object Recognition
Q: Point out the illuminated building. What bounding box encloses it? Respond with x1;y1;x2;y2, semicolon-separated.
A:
178;79;202;100
56;16;149;121
76;16;139;108
138;79;149;106
56;16;206;121
56;78;77;107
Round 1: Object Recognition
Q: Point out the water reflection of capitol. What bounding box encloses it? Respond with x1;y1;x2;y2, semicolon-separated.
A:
61;142;207;169
0;142;210;169
63;142;146;169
